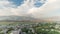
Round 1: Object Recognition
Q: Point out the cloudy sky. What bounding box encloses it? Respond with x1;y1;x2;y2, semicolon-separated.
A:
0;0;60;20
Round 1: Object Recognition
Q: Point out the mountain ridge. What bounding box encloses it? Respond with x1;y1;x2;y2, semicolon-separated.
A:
0;15;37;22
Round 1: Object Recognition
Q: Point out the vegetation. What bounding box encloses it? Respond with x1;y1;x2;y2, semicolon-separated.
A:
0;22;60;34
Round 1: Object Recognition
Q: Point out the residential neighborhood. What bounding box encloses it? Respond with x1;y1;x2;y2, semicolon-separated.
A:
0;22;60;34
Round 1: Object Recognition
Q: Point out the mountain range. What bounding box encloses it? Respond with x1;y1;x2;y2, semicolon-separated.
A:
0;15;60;22
0;15;37;22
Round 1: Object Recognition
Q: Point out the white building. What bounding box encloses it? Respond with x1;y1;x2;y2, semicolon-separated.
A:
10;29;21;34
10;31;19;34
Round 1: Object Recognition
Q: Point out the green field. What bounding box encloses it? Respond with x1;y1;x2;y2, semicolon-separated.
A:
0;22;13;25
0;21;37;25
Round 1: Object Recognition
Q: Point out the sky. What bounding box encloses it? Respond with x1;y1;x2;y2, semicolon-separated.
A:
0;0;60;20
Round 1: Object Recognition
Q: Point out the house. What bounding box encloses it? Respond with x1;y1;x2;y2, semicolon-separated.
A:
10;30;20;34
10;29;22;34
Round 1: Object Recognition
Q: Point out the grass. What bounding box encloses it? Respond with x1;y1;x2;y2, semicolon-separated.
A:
0;21;37;25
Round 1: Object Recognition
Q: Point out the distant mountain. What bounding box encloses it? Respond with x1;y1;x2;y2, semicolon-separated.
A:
43;16;60;22
0;15;37;22
0;15;59;22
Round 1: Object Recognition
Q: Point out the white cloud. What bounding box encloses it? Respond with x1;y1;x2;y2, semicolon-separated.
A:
0;0;35;16
28;0;60;18
0;0;16;16
10;0;47;16
0;0;15;8
0;0;60;20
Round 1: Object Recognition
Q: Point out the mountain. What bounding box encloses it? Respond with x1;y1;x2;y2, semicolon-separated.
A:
0;15;37;22
0;15;59;22
43;16;60;22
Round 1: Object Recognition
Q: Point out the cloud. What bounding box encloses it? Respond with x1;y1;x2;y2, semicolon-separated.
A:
28;0;60;18
0;0;35;16
9;0;47;16
0;0;16;16
0;0;60;20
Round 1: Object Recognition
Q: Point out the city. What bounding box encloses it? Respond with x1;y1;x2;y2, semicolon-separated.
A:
0;22;60;34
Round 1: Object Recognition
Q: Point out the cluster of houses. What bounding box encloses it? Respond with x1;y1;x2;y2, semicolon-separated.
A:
0;23;38;34
0;23;60;34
